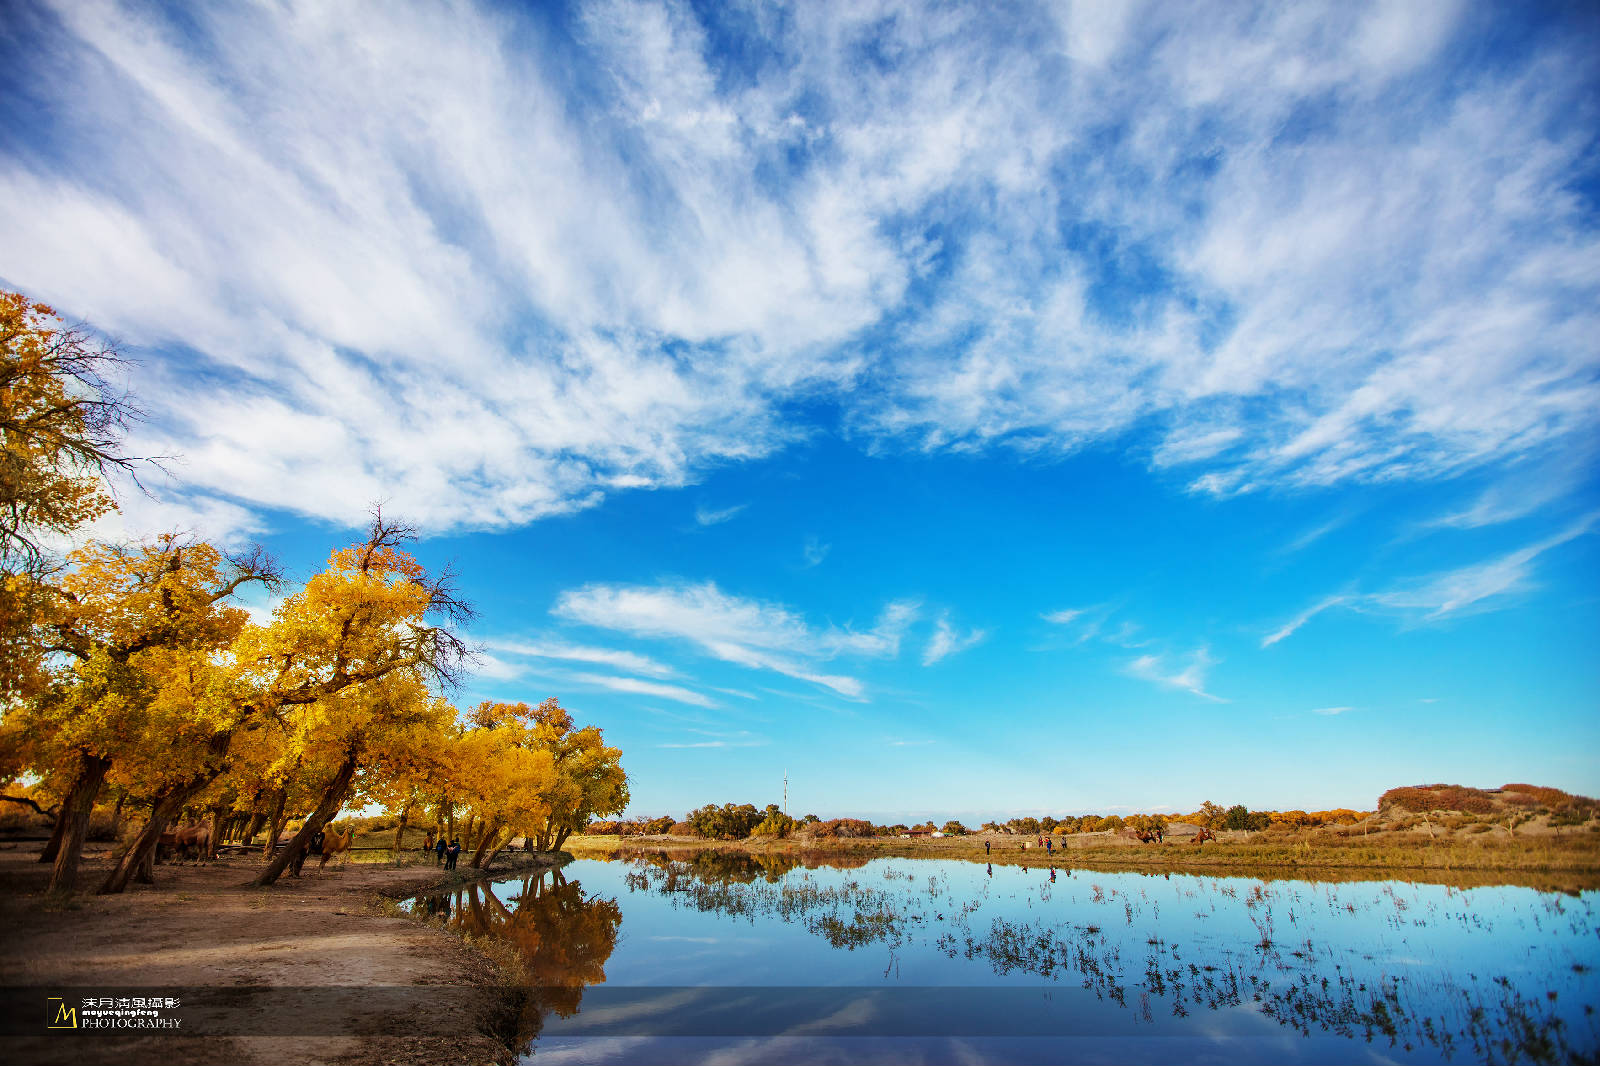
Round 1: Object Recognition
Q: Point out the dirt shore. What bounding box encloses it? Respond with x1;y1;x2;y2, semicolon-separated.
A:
1;840;553;1066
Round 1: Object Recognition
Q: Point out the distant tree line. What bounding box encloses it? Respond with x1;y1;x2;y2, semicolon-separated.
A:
585;800;1370;841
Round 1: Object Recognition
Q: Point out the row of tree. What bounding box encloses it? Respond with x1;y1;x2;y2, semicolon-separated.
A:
589;802;1368;842
1;291;627;894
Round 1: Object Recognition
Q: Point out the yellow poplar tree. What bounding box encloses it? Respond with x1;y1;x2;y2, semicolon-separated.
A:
524;697;628;853
99;512;471;894
3;536;275;893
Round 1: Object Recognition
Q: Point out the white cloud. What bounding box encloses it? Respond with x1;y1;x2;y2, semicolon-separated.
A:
1262;595;1349;648
0;0;1588;541
1126;647;1226;702
802;536;830;567
481;638;678;679
552;580;918;698
694;503;747;526
921;613;986;666
470;653;528;683
1309;706;1354;716
1041;607;1085;625
1281;517;1348;555
565;671;719;708
1266;512;1598;642
1373;514;1597;619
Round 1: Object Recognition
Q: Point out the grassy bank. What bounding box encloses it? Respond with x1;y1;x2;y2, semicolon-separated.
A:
566;828;1600;891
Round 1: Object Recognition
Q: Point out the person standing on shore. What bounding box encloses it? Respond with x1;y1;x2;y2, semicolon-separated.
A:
423;832;434;854
446;838;461;870
434;837;447;865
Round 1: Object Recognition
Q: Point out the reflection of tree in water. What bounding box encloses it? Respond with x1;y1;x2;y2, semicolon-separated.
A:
624;857;1595;1065
626;854;909;949
620;848;867;886
413;868;621;1050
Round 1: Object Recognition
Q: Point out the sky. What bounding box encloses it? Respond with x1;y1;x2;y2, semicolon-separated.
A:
1;0;1597;824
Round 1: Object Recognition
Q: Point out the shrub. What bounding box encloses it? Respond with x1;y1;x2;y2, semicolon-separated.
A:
1222;805;1270;831
751;811;799;838
940;820;969;836
685;803;764;840
1381;785;1496;815
804;817;878;839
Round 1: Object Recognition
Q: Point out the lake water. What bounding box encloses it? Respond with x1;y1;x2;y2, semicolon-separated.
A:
408;851;1599;1064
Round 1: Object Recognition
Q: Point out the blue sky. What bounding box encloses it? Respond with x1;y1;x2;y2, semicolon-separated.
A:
1;0;1596;822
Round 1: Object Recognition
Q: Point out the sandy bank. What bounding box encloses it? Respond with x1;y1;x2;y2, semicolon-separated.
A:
1;841;561;1065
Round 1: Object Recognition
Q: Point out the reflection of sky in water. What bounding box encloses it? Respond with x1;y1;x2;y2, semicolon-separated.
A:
440;856;1599;1065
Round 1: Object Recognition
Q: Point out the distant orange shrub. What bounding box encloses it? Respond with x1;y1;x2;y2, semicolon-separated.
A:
1381;784;1497;814
1503;784;1572;807
805;817;877;839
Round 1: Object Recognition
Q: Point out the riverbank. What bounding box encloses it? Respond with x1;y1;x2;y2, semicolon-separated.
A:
567;827;1600;891
0;840;563;1065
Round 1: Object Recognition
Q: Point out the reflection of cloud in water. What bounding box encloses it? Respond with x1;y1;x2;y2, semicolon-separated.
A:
567;988;705;1029
612;855;1597;1064
646;935;721;943
781;994;879;1036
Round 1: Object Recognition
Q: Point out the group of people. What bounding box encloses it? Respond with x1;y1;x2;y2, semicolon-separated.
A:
983;836;1055;855
421;833;462;869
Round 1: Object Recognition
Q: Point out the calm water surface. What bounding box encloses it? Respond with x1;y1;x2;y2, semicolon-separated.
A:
409;852;1599;1064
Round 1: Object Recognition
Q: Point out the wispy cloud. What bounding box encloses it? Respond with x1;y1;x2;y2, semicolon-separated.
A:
1262;595;1350;648
1373;515;1598;619
1265;512;1599;644
1041;607;1085;626
1126;647;1226;702
1282;516;1349;555
921;613;986;666
802;535;830;567
656;727;766;748
695;503;747;526
1;2;1591;540
565;671;719;708
1309;706;1354;716
483;638;678;678
553;580;918;699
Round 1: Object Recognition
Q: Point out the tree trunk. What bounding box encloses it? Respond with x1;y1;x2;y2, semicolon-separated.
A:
242;810;267;846
38;804;67;863
48;754;111;894
478;828;513;870
262;789;288;857
108;791;126;839
252;751;359;887
470;822;505;868
98;787;189;895
207;806;226;859
391;802;411;863
98;733;234;896
553;826;572;852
